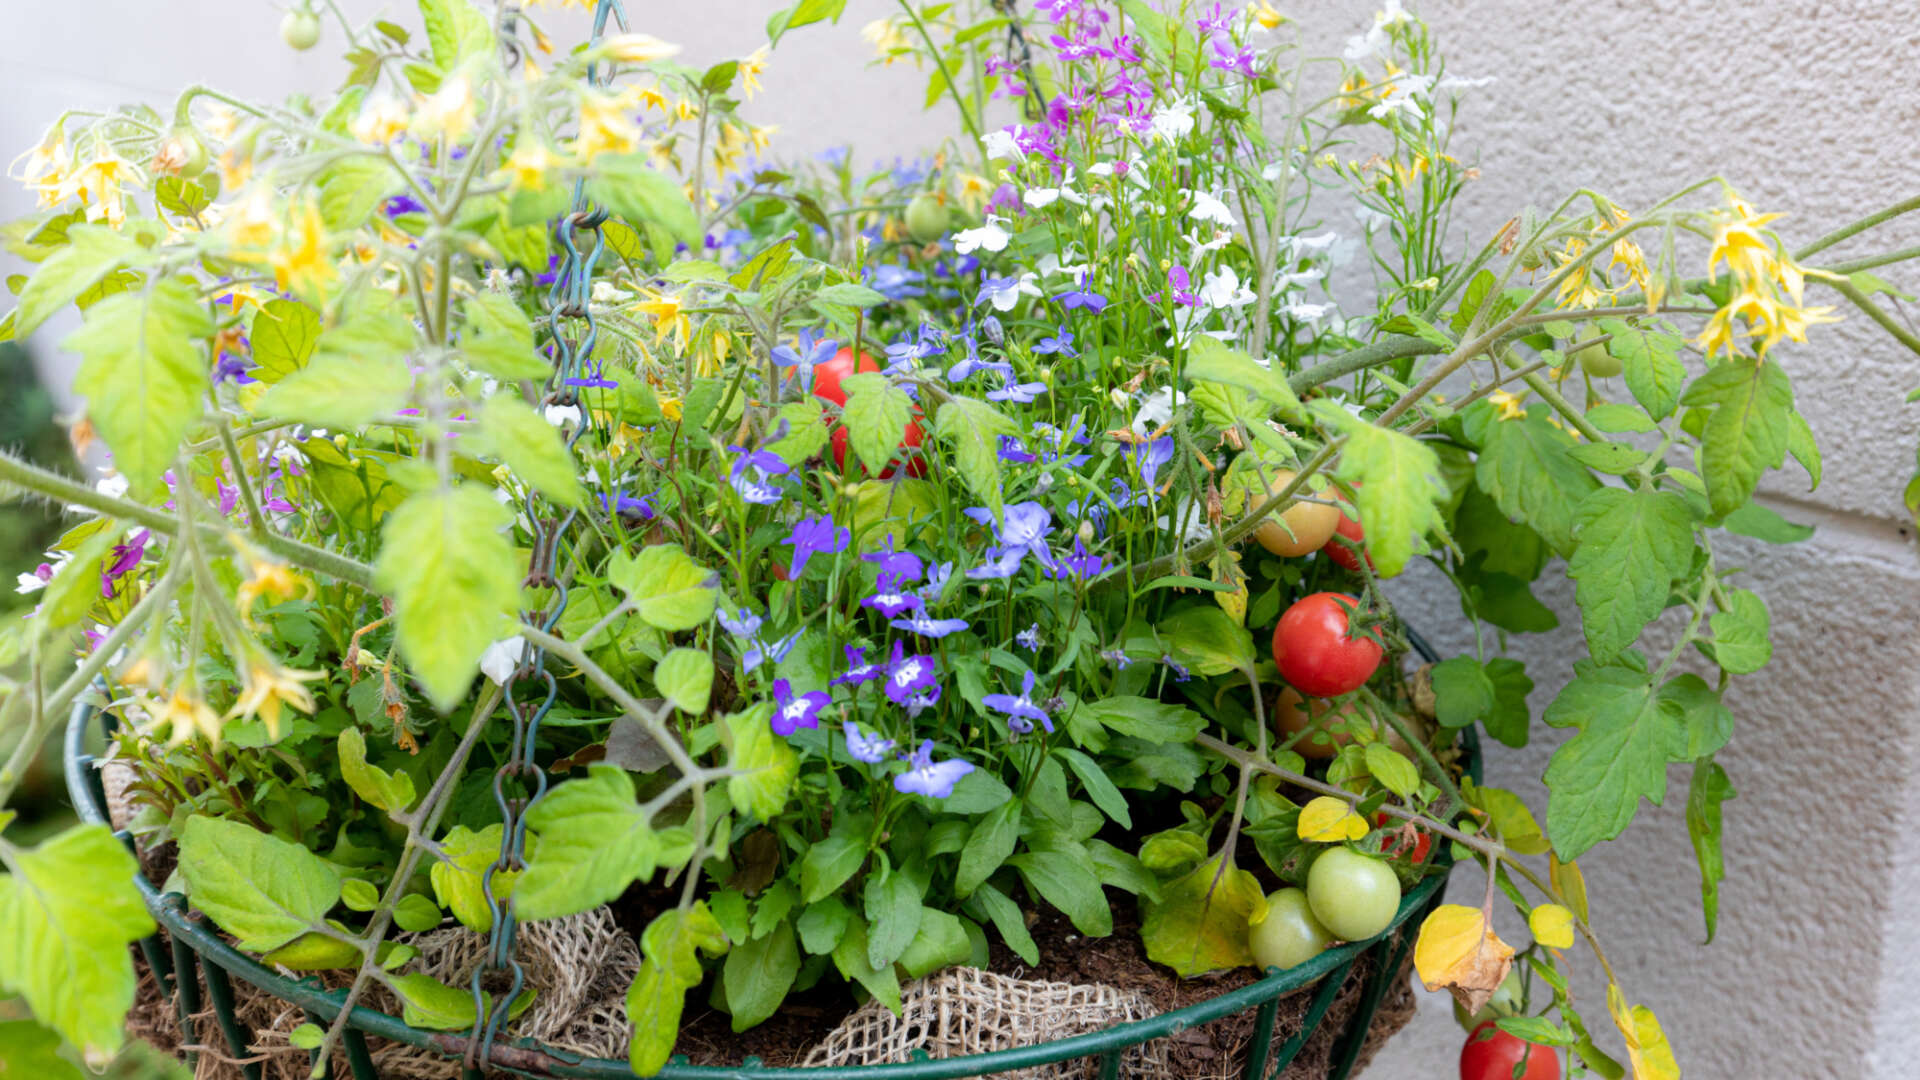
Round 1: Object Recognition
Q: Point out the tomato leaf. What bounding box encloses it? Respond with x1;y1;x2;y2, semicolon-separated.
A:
1685;759;1735;944
1680;358;1795;517
374;486;521;712
839;372;914;476
1312;401;1448;577
1567;487;1695;662
1704;587;1771;674
1139;856;1265;976
932;395;1019;518
1465;404;1601;556
519;765;676;921
1541;664;1690;859
176;816;339;952
64;276;213;495
1597;318;1685;420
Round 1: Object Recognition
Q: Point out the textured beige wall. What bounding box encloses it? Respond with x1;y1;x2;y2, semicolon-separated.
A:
4;2;1917;1077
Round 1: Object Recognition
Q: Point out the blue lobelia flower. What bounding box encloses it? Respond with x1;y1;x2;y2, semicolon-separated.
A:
986;377;1049;404
962;502;1054;569
904;684;942;719
918;561;954;603
1032;326;1077;357
893;739;975;798
771;328;840;394
728;445;791;506
1054;285;1109;313
963;546;1029;581
1132;435;1177;492
784;514;850;578
833;645;883;687
719;608;800;671
998;435;1038;464
862;538;924;588
771;678;830;736
1051;536;1106;580
862;585;923;618
882;642;938;705
1160;655;1192;683
982;669;1054;734
1016;623;1043;651
602;491;656;521
843;721;895;763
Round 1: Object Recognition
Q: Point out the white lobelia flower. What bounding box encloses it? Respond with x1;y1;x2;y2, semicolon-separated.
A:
1150;99;1196;141
1156;495;1213;545
1281;301;1335;322
1272;268;1327;292
954;217;1010;254
1354;204;1394;233
1130;387;1187;436
1183;228;1233;262
981;127;1021;160
479;636;529;685
1286;231;1340;255
1200;267;1257;310
1037;251;1090;279
980;272;1042;312
544;403;584;428
1186;188;1237;227
1368;74;1434;119
1437;74;1497;92
1024;184;1086;210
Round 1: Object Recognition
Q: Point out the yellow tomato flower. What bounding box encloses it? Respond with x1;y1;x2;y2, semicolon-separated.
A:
862;18;912;63
268;198;338;300
1489;389;1527;420
602;32;681;63
412;73;477;142
635;85;669;112
12;130;72;210
236;556;314;625
738;46;770;98
633;290;692;353
502;140;560;191
1247;0;1286;29
200;103;240;142
1551;236;1602;309
579;91;642;161
351;95;410;146
148;689;227;747
60;147;137;226
229;661;320;740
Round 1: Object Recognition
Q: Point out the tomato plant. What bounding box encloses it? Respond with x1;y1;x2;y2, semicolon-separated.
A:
1306;847;1401;942
1272;592;1382;697
1375;812;1432;865
1253;470;1340;557
1249;887;1334;971
805;346;878;406
1322;509;1370;573
280;6;321;50
1461;1021;1559;1080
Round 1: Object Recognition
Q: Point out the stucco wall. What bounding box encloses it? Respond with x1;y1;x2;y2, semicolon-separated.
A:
3;3;1916;1077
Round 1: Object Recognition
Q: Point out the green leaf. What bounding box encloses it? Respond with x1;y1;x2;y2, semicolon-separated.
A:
259;308;416;428
429;824;509;932
418;0;493;70
1007;838;1111;936
338;727;416;813
0;824;155;1060
341;878;379;911
939;768;1014;814
898;908;972;978
1185;336;1305;422
1156;606;1254;677
1075;696;1203;743
863;872;923;970
1658;674;1734;760
722;919;798;1031
176;816;339;952
654;648;713;714
1567;487;1695;661
288;1022;325;1051
1600;318;1686;420
769;398;830;466
1585;402;1656;434
955;800;1021;898
932;395;1019;517
1706;588;1771;674
968;882;1039;965
815;282;889;308
317;158;399;232
796;898;850;955
799;830;867;903
520;766;666;920
1467;406;1601;556
247;298;320;383
1426;656;1531;747
0;1018;86;1080
607;543;720;631
1685;760;1734;943
478;396;583;508
1721;502;1813;544
628;903;729;1075
65;276;212;494
587;154;701;249
1681;358;1794;516
1058;749;1131;829
1139;828;1208;873
389;972;531;1030
840;372;915;476
1786;411;1820;490
374;486;521;711
1364;743;1419;798
1465;782;1549;855
460;293;549;380
766;0;849;45
1567;441;1648;475
830;913;901;1014
392;893;442;933
727;703;797;820
11;224;146;339
1541;665;1688;859
1139;856;1264;977
1312;400;1448;576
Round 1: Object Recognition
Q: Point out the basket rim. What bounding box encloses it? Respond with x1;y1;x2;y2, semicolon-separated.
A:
66;634;1478;1078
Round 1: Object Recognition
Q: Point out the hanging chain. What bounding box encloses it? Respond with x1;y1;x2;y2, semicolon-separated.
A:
466;0;626;1070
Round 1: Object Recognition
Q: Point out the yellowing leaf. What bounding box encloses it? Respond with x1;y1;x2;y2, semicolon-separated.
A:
1297;796;1367;843
1609;984;1681;1080
1413;904;1515;1015
1529;903;1575;949
1139;856;1268;976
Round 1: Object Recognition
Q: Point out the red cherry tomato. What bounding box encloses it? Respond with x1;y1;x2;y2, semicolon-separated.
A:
1323;509;1370;572
1272;592;1382;697
830;420;928;479
1460;1021;1558;1080
1373;812;1431;864
803;346;878;406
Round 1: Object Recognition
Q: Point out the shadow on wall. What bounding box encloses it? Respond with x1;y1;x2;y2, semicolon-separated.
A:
0;339;77;613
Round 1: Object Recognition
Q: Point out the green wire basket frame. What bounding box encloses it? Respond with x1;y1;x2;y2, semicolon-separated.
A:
64;631;1478;1080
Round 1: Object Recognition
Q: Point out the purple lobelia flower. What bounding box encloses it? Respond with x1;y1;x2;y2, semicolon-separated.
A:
784;514;850;578
962;502;1054;568
101;530;150;599
964;546;1029;581
861;538;924;588
904;684;941;719
987;378;1049;404
1016;623;1043;651
728;445;791;506
1033;326;1077;357
889;609;970;639
832;645;883;687
771;678;830;736
893;740;975;798
982;669;1053;734
1054;284;1108;313
843;721;895;763
603;491;656;522
719;608;801;671
771;328;839;394
862;584;923;618
1160;655;1193;683
1051;536;1106;581
918;561;954;603
1132;436;1177;493
882;642;938;705
998;436;1037;464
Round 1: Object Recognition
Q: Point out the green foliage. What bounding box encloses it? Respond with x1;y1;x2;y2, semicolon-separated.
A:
64;277;212;494
840;372;915;475
1139;856;1265;977
375;486;521;711
519;765;672;921
607;543;720;631
1312;400;1448;576
338;727;417;813
1567;487;1695;661
628;904;729;1076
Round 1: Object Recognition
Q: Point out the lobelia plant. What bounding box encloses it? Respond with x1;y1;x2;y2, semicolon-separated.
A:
2;1;1918;1078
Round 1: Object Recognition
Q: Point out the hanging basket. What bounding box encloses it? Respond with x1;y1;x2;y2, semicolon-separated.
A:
68;647;1479;1080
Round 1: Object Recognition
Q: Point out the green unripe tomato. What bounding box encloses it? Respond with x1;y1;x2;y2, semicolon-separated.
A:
1249;887;1333;971
1453;968;1525;1031
1575;328;1623;377
904;193;948;244
1305;847;1401;942
168;127;208;177
281;7;322;50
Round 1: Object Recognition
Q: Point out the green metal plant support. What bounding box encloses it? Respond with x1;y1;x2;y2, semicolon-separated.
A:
66;633;1478;1080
